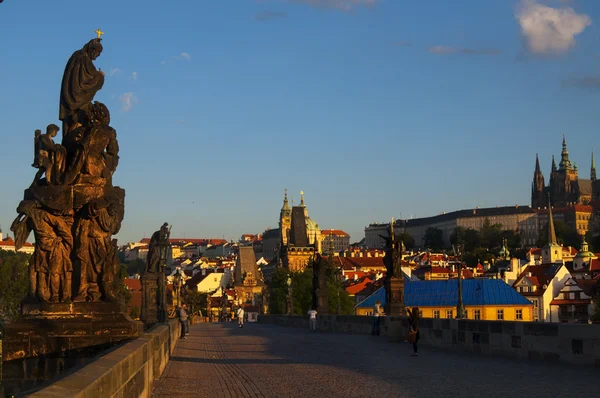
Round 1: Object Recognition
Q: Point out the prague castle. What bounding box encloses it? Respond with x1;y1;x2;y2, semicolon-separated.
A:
532;137;599;208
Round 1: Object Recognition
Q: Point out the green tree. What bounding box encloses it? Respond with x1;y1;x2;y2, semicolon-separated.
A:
125;258;146;276
463;247;494;267
481;218;503;249
268;267;290;314
186;289;208;315
0;250;30;323
112;263;132;311
424;227;444;251
397;233;415;250
129;305;140;319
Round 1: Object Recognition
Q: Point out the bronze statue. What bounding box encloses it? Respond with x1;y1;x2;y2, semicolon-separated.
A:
59;38;105;140
31;124;67;186
146;223;171;273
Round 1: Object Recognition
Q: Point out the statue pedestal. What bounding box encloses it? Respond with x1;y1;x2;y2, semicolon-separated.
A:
387;277;406;316
141;272;163;328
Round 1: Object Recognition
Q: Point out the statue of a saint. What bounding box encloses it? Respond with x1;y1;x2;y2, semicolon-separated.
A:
63;101;119;185
59;38;105;143
73;199;120;302
146;223;171;273
11;200;74;302
31;124;67;186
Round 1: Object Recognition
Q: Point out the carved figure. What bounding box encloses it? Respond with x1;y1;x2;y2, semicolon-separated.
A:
73;199;120;302
59;38;105;141
63;101;119;185
380;234;394;278
11;201;74;302
31;124;67;186
146;223;171;273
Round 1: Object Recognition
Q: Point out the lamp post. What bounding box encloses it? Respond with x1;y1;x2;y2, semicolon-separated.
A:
221;286;227;322
286;276;293;315
453;242;466;319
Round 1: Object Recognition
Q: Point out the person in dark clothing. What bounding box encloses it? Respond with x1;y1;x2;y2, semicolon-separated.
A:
179;304;189;339
407;307;420;356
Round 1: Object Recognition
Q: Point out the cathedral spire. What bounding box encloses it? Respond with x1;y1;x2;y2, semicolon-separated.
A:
591;152;596;181
282;188;290;211
551;155;557;172
300;190;305;207
559;134;572;170
547;195;557;246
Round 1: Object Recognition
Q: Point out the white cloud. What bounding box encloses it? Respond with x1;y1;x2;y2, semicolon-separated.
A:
162;52;191;64
516;0;591;55
292;0;377;11
120;92;139;112
132;71;138;80
109;68;121;76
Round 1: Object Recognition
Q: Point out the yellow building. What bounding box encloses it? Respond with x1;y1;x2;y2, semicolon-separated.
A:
355;279;533;322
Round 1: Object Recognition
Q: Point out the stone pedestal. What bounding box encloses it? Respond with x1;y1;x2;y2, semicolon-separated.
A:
387;276;406;316
141;272;163;328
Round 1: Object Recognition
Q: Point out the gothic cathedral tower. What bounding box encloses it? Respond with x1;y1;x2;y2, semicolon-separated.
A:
531;154;545;209
279;189;291;246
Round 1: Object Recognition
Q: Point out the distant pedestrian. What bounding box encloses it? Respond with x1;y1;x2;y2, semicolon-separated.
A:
307;308;317;332
407;307;420;356
237;307;245;328
179;304;189;339
371;300;383;335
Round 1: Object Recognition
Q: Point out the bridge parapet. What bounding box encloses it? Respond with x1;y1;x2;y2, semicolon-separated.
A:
259;315;600;367
28;319;180;397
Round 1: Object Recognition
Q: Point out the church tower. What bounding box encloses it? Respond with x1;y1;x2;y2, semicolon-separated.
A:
279;189;291;246
591;152;596;181
542;196;563;264
531;154;545;209
550;136;579;207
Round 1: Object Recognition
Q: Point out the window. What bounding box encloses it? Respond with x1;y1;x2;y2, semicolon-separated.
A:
473;310;481;320
516;309;523;320
433;310;440;319
532;299;538;309
497;309;504;320
446;310;453;319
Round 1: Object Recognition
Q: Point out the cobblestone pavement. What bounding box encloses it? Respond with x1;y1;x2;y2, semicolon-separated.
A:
152;322;597;398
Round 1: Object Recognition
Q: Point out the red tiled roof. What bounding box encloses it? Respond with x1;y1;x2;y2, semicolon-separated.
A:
336;257;385;269
430;267;450;274
346;278;374;295
139;238;227;245
321;229;350;237
590;259;600;272
0;237;34;247
124;278;141;291
129;291;142;310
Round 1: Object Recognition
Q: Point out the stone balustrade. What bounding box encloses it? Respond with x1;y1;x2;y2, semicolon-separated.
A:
259;314;600;367
28;319;181;397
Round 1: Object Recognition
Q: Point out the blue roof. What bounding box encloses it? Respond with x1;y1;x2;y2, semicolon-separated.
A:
355;279;531;309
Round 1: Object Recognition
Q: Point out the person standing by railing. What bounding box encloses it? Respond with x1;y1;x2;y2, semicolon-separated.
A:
407;307;420;356
371;300;383;336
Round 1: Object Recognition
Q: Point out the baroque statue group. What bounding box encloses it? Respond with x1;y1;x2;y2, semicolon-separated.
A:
10;30;125;304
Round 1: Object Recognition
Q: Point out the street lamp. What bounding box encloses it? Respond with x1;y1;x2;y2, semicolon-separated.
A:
453;242;466;319
287;276;293;315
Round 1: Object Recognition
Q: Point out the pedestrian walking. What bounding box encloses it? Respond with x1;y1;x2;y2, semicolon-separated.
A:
307;308;317;332
237;307;245;328
179;304;189;339
371;300;383;335
407;307;420;356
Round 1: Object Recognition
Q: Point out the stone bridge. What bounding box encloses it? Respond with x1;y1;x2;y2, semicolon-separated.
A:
25;315;599;397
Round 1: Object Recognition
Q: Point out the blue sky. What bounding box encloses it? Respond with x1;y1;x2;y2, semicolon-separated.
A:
0;0;599;244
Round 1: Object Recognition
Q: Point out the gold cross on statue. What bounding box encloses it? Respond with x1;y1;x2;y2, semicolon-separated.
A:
95;28;104;39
